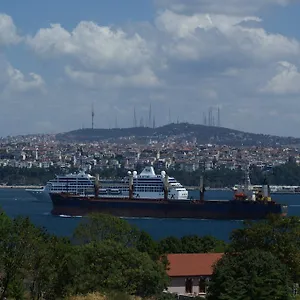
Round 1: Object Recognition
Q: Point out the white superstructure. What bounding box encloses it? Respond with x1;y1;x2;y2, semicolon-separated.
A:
26;166;189;201
26;171;95;201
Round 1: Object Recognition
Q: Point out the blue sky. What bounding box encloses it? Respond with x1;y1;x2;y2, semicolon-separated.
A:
1;0;300;137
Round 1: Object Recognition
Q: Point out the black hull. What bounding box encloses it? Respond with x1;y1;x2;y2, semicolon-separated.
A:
50;194;288;220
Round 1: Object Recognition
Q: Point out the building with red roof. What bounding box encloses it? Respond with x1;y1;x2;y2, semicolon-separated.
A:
165;253;223;297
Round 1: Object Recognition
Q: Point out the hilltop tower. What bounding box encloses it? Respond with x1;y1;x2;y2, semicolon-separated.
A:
148;103;152;128
217;107;221;127
133;107;137;127
91;103;95;129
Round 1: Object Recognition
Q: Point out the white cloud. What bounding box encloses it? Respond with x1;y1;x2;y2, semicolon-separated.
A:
261;61;300;95
27;21;151;72
0;13;20;45
155;10;300;64
0;59;45;95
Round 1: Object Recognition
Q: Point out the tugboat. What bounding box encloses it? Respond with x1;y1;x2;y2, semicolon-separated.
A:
49;169;287;220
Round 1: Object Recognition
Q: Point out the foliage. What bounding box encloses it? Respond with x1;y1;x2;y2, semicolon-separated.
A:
0;166;65;185
73;213;140;247
229;215;300;283
4;160;300;187
0;210;231;299
207;249;292;300
158;235;226;254
57;123;300;146
70;240;169;297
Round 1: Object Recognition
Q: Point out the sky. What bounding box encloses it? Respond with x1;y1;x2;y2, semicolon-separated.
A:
1;1;300;137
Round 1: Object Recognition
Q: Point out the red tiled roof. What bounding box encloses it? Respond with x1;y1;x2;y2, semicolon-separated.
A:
166;253;223;277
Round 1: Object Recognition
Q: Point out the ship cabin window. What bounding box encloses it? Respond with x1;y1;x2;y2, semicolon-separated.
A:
185;278;193;294
199;277;208;294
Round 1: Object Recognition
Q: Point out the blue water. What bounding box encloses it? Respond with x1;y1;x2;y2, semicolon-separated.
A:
0;189;299;242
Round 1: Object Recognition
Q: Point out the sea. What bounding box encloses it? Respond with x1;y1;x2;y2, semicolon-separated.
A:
1;189;300;242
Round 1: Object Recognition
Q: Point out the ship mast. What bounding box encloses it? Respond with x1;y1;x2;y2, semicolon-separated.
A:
161;171;169;200
94;174;99;198
128;171;134;199
200;175;205;201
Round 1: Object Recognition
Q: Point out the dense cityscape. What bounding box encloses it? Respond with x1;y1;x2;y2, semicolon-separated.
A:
1;132;298;172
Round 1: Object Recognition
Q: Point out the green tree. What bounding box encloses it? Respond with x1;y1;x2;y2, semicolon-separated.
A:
207;249;292;300
70;240;169;297
136;230;160;260
181;235;226;253
0;216;42;299
158;236;182;254
26;235;73;300
229;215;300;283
73;213;140;247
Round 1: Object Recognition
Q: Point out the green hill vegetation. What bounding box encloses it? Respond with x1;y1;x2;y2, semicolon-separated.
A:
55;123;300;146
2;161;300;187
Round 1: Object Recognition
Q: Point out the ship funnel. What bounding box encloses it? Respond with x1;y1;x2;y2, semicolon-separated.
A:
94;174;100;198
128;171;134;199
163;174;169;200
200;175;205;201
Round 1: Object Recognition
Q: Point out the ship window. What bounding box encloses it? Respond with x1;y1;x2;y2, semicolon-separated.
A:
185;278;193;294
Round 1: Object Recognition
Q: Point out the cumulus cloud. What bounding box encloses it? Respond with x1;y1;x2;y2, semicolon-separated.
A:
155;10;300;65
27;21;151;72
0;13;21;45
261;61;300;95
0;58;45;96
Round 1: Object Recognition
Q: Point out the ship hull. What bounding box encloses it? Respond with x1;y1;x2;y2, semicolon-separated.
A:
50;194;287;220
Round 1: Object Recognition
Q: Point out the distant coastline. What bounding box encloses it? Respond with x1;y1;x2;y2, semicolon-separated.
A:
0;185;43;189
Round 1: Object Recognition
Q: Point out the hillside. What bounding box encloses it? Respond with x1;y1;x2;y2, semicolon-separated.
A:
55;123;300;146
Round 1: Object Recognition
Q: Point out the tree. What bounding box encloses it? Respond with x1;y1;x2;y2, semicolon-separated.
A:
73;213;140;247
181;235;226;253
26;235;73;300
207;249;292;300
0;216;42;299
136;230;160;260
229;215;300;283
70;240;169;297
158;235;226;254
158;236;182;254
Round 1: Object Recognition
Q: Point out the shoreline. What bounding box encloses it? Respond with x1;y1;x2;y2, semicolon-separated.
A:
0;185;43;189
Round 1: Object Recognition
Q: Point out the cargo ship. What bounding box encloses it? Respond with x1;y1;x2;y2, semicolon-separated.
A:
50;169;288;220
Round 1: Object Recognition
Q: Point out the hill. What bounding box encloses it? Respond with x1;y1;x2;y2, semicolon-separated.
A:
55;123;300;146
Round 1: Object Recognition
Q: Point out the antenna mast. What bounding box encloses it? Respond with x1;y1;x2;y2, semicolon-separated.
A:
134;107;137;127
148;103;152;128
91;103;95;129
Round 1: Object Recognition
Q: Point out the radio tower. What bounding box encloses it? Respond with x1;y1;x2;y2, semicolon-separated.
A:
133;107;137;127
217;107;221;127
148;103;152;128
91;103;95;129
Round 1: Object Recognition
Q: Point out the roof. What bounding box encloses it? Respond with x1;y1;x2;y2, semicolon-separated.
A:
166;253;223;277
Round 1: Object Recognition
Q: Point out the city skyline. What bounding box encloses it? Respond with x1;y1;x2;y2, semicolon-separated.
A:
1;1;300;137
